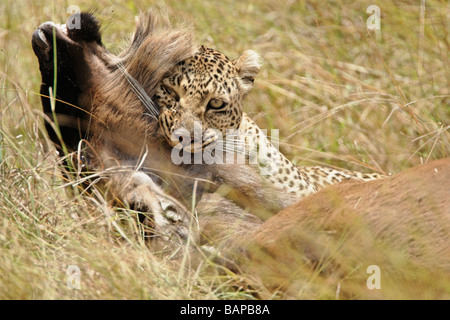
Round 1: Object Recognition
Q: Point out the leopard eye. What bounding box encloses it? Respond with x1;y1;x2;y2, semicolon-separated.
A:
207;99;227;110
162;84;179;101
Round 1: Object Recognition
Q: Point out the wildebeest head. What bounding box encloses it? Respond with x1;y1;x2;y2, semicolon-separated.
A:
32;11;195;157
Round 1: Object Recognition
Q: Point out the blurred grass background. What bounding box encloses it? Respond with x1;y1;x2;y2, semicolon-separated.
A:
0;0;449;299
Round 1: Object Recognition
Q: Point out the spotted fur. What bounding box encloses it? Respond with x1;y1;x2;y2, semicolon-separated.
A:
156;46;383;199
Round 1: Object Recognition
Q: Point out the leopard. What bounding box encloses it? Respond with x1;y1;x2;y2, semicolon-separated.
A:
155;45;384;201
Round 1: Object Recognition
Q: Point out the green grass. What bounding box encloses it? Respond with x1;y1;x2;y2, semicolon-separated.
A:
0;0;449;299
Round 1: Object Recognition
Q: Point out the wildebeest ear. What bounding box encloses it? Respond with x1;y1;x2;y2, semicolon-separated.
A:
66;12;102;44
233;50;261;86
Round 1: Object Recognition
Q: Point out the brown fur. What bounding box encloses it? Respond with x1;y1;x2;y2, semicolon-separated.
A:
206;158;450;298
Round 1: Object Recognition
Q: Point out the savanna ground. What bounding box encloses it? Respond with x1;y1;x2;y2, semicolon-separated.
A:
0;0;449;299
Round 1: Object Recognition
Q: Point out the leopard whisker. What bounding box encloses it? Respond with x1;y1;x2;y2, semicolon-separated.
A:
214;144;259;157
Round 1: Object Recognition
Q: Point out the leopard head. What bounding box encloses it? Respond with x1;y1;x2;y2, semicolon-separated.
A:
156;46;261;152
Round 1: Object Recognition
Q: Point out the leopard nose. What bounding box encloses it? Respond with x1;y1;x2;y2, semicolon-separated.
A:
173;131;192;146
174;131;203;147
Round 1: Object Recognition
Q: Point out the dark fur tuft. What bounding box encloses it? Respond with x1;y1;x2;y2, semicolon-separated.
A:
66;12;102;44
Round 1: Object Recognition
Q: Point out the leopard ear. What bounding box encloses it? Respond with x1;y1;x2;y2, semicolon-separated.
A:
233;50;261;89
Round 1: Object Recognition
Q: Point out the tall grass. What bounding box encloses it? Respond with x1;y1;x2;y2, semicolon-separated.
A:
0;0;448;299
